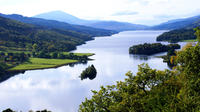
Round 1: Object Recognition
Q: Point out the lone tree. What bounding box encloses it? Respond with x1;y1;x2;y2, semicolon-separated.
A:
80;65;97;80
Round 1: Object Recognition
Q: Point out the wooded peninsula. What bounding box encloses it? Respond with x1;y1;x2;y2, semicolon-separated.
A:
129;43;180;55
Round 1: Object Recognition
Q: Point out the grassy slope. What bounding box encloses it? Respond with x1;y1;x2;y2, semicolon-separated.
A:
8;52;94;71
9;58;78;71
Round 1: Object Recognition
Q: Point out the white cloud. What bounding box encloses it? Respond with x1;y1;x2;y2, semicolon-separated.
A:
0;0;200;25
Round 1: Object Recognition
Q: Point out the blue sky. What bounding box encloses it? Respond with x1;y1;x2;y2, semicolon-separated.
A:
0;0;200;25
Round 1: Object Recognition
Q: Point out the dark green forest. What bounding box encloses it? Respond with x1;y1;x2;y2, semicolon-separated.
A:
79;29;200;112
80;65;97;80
0;16;86;52
157;29;196;43
129;43;180;55
0;14;116;52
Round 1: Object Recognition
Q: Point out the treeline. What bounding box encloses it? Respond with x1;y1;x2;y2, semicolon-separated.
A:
0;52;29;63
0;52;30;76
0;51;91;76
79;29;200;112
129;43;180;55
156;28;196;43
0;52;30;72
32;52;89;61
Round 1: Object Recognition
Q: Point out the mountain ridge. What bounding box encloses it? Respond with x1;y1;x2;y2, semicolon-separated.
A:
150;15;200;30
33;10;149;31
0;13;116;37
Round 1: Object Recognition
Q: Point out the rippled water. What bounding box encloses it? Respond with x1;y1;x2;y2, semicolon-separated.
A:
0;31;187;112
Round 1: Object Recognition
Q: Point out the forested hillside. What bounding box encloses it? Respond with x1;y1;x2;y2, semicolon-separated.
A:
0;16;88;52
157;29;196;42
156;15;200;42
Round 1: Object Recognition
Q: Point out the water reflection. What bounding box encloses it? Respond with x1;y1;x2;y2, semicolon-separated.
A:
0;71;25;83
130;54;150;60
68;60;89;67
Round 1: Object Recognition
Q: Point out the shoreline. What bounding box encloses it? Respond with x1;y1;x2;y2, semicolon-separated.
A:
7;54;95;72
7;60;79;72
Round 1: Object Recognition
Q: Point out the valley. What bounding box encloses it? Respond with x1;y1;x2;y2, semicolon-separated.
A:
0;2;200;111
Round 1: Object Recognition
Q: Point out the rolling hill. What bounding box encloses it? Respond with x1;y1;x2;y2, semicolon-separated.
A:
85;21;148;31
0;16;95;52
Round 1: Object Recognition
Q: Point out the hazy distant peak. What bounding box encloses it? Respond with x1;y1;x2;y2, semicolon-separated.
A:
33;10;149;31
34;10;89;25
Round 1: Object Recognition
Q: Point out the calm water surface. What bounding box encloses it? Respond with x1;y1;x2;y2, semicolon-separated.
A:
0;31;186;112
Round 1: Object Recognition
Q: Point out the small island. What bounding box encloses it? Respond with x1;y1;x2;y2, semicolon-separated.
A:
129;43;180;55
80;65;97;80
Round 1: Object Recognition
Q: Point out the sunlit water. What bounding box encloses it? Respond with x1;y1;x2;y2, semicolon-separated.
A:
0;31;187;112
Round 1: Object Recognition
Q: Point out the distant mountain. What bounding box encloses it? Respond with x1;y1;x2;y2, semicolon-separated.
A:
34;10;96;25
34;11;149;31
85;21;148;31
0;13;116;37
151;15;200;30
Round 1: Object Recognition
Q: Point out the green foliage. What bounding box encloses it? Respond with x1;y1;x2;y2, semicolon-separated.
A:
79;64;184;112
194;27;200;44
129;43;180;55
79;61;199;111
52;52;58;58
32;43;38;52
80;65;97;80
161;49;177;68
0;52;30;69
0;16;88;52
176;45;200;111
156;29;196;43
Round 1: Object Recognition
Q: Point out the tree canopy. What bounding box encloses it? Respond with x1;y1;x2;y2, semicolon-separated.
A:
80;65;97;80
129;43;180;55
156;29;196;43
